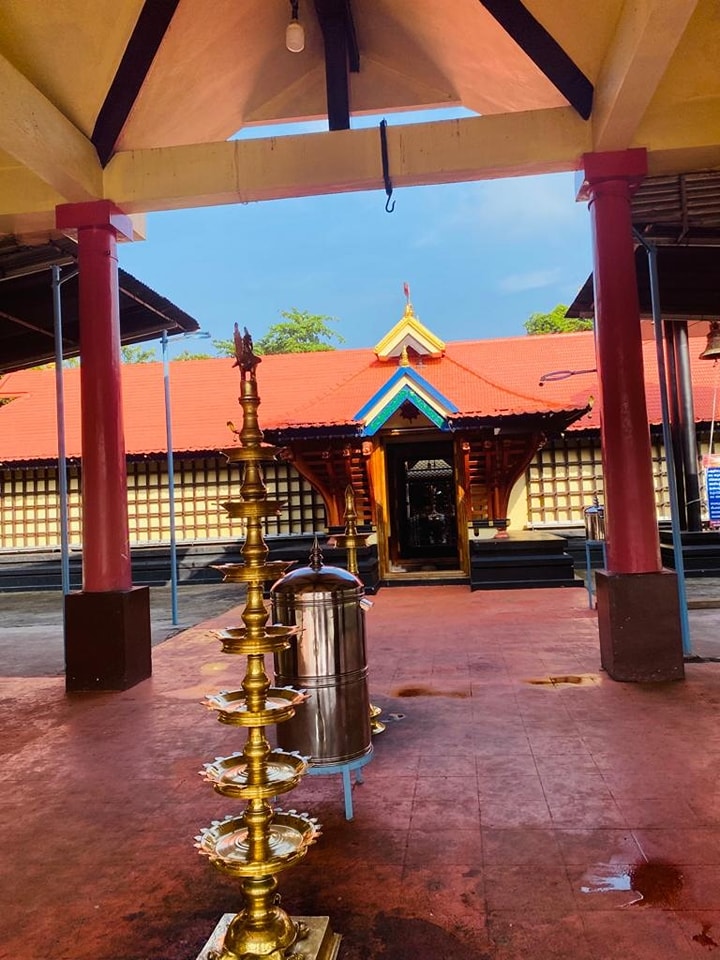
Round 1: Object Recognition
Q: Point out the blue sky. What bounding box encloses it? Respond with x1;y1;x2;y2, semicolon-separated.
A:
118;114;593;352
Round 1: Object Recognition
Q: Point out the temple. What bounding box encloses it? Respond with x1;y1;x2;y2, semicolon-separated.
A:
3;1;720;688
2;302;718;601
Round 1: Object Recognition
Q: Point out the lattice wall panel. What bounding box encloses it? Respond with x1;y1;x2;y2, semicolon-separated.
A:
527;436;673;526
0;457;325;550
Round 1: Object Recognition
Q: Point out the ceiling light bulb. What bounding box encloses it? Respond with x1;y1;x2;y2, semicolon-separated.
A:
286;17;305;53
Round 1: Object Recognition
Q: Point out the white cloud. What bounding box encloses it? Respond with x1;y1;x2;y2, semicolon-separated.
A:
498;268;563;293
476;174;584;233
407;172;588;247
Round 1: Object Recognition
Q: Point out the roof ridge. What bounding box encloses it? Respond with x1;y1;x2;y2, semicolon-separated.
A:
442;350;570;411
447;330;594;347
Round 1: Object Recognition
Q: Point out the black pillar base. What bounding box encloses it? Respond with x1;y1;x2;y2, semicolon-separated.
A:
595;570;684;682
64;587;152;692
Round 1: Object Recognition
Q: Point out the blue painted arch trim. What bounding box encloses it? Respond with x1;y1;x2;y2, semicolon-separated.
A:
354;366;459;437
354;366;458;422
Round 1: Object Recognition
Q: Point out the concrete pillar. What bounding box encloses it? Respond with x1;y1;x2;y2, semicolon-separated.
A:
55;200;151;691
577;150;683;682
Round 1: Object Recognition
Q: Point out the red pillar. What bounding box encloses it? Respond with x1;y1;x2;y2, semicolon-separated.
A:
56;200;151;691
577;149;661;574
56;200;133;591
577;150;682;683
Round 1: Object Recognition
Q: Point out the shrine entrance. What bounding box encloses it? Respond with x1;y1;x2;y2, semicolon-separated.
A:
385;438;461;574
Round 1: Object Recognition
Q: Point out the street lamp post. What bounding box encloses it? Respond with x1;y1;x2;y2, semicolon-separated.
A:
51;264;78;596
161;329;212;626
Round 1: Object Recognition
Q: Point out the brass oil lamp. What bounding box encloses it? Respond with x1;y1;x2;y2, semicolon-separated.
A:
195;326;339;960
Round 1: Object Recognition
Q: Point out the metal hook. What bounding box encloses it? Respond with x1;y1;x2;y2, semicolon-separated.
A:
379;119;395;213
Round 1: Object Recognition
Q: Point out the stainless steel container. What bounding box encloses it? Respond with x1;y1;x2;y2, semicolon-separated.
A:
271;557;372;767
584;497;606;541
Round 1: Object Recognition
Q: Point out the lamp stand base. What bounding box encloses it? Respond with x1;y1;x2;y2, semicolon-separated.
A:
196;915;341;960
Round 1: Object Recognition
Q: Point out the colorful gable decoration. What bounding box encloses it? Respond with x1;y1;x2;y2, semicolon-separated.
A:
354;365;459;435
373;303;445;360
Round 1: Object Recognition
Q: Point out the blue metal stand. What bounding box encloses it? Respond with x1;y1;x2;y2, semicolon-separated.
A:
584;539;607;608
306;749;373;820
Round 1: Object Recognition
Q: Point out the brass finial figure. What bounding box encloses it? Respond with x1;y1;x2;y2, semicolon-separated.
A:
196;331;337;960
233;322;262;380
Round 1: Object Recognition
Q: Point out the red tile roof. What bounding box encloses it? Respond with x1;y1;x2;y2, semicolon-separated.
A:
0;330;717;462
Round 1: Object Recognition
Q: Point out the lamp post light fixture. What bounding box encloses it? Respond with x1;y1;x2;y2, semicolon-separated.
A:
161;329;213;626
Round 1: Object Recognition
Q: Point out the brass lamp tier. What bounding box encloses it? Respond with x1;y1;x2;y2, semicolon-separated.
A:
214;626;297;656
202;749;310;800
196;810;320;879
221;499;286;520
222;444;283;463
213;561;294;583
204;688;308;727
330;532;367;552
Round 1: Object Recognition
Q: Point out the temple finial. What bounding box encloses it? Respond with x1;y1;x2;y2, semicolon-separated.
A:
232;323;262;381
309;536;324;571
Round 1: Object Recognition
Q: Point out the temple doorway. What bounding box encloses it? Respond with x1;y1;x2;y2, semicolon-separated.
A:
385;439;461;573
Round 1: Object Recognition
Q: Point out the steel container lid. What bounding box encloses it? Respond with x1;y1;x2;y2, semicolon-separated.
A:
270;540;363;598
271;563;362;597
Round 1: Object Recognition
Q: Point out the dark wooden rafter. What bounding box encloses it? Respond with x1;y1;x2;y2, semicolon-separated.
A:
312;0;359;131
478;0;593;120
280;449;340;525
466;432;545;520
91;0;181;166
280;439;372;527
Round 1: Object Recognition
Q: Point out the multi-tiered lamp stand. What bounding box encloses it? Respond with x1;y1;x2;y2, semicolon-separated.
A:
195;327;339;960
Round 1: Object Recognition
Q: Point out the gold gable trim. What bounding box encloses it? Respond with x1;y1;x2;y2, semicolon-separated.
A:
374;304;446;361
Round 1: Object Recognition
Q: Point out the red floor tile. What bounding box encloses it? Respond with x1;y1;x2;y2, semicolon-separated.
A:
3;585;720;958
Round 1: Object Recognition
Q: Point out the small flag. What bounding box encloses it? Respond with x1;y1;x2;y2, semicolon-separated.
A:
403;282;410;302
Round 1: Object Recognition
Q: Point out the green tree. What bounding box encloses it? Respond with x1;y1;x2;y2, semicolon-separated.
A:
33;356;80;370
35;345;157;369
214;309;345;357
524;304;593;335
121;344;156;363
172;349;216;361
212;338;235;357
256;309;344;354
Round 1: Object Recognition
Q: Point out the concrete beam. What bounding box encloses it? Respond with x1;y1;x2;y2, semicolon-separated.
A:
105;107;591;213
0;53;103;202
592;0;700;152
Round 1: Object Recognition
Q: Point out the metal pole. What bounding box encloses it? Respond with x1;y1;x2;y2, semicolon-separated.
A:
51;265;72;596
635;232;692;655
664;320;688;529
674;322;703;531
162;330;179;626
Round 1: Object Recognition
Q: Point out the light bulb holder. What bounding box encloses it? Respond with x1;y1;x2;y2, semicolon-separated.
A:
286;18;305;53
286;0;304;52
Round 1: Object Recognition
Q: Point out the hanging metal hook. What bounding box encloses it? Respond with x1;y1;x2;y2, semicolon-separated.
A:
379;119;395;213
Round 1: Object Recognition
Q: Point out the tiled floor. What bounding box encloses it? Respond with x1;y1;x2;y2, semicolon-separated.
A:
3;585;720;959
